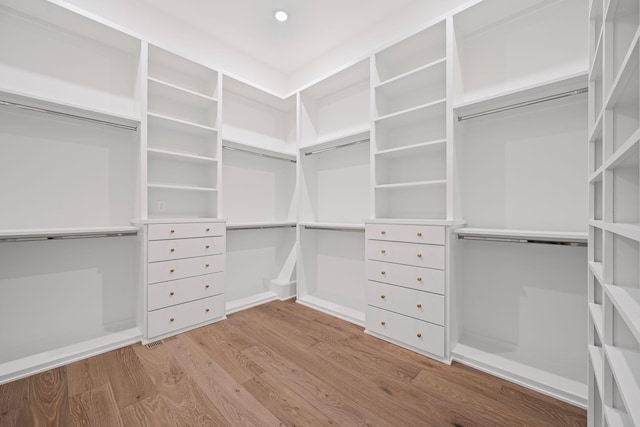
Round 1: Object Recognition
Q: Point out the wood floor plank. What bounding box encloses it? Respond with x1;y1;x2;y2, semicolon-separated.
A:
120;393;177;427
102;346;156;409
69;383;123;427
27;367;70;427
242;372;335;427
0;375;29;414
66;354;110;396
166;334;283;426
132;341;230;426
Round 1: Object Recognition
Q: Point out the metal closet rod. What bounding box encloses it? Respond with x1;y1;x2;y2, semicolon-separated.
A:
0;231;139;243
227;224;296;231
304;138;370;156
456;234;587;247
222;145;296;163
0;99;138;131
457;87;589;122
304;225;364;232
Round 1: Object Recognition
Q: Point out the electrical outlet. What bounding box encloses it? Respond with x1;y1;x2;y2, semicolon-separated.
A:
157;200;166;212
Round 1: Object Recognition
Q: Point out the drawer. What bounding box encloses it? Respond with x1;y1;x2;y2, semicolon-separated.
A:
366;224;445;245
148;236;225;262
148;222;225;241
148;272;224;311
367;240;445;270
366;260;445;295
147;294;225;339
366;281;444;326
366;305;444;358
148;254;224;284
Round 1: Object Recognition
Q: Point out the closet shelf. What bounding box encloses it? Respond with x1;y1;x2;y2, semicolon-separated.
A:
375;139;446;158
301;127;370;152
604;407;634;427
375;98;446;125
132;218;221;225
454;72;588;119
147;183;217;192
589;262;604;284
588;345;604;397
376;57;446;89
588;168;603;183
0;87;140;130
604;345;640;426
0;226;140;241
591;221;640;242
300;222;365;231
222;137;296;161
375;180;447;190
606;131;640;170
148;76;218;104
589;109;604;142
589;303;604;340
589;29;604;79
226;221;297;230
605;29;639;110
605;285;640;343
147;112;218;135
147;147;217;163
454;228;588;245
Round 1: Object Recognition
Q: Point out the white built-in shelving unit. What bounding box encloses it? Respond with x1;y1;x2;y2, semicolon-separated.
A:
0;0;143;384
297;60;371;324
588;0;640;424
449;0;590;408
372;21;449;220
222;77;298;312
146;45;221;219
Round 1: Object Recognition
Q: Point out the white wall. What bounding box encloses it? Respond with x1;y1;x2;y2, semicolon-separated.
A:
56;0;289;94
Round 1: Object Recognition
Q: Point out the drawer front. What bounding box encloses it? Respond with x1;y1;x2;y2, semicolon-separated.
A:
366;224;445;245
148;272;224;311
147;294;225;338
367;240;445;270
148;222;225;241
148;255;225;284
366;260;445;295
148;236;225;262
366;282;444;326
366;305;444;357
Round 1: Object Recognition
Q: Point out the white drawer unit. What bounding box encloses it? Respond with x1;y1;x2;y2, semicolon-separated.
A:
366;305;445;358
366;260;445;294
147;294;225;338
366;281;444;326
367;239;445;270
148;236;224;262
140;220;227;342
365;221;457;362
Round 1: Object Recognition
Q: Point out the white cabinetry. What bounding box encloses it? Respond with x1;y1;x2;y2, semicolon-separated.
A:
142;220;226;342
588;0;640;425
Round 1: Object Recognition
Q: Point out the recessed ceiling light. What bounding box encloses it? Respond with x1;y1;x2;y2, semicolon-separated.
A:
274;10;288;22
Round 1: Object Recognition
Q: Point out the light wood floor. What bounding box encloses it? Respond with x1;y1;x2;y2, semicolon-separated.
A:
0;299;586;426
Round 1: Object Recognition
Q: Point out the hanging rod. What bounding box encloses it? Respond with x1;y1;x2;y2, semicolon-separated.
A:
227;224;296;231
0;231;139;243
456;234;587;247
0;99;138;131
303;225;364;232
304;138;370;156
222;145;296;163
457;87;589;122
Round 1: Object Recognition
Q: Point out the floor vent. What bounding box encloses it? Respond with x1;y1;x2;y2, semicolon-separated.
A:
145;340;163;349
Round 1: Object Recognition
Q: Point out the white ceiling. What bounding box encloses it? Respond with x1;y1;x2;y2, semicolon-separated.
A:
141;0;419;74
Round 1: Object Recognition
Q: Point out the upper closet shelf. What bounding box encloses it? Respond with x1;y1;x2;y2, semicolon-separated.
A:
148;77;218;105
222;137;296;161
0;226;140;241
147;147;217;164
376;139;446;158
147;112;218;135
376;180;447;190
376;98;446;124
454;72;588;120
0;88;140;131
300;128;370;154
375;57;446;91
454;228;588;246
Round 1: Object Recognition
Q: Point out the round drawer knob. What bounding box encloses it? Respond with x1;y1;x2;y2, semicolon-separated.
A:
170;248;175;253
170;269;175;273
380;321;386;326
170;229;175;234
417;277;422;282
417;333;422;338
205;264;210;268
417;253;422;258
169;318;175;322
381;231;386;235
205;308;210;313
170;292;175;296
417;303;422;308
205;284;210;289
381;271;386;275
206;228;211;232
205;245;210;249
380;249;386;254
380;295;386;299
417;232;423;237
